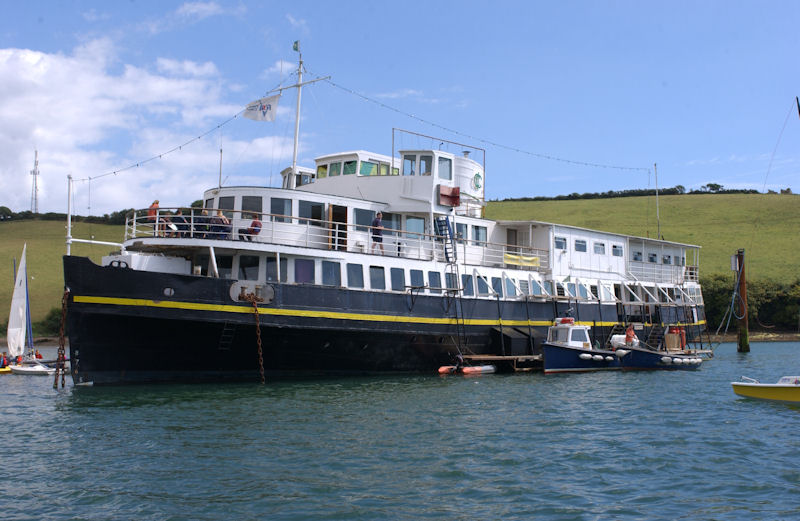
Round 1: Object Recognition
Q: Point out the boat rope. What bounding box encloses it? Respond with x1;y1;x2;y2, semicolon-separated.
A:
53;289;69;389
244;294;266;384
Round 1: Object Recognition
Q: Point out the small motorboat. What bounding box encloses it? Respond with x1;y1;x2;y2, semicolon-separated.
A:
9;362;56;376
732;376;800;403
542;317;619;374
438;364;496;375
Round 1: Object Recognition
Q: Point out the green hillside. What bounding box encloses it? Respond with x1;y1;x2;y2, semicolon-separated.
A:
487;193;800;282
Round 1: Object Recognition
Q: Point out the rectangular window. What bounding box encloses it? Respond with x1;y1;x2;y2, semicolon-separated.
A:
648;253;658;263
218;196;235;219
420;155;433;176
505;278;517;297
632;251;643;262
322;261;341;286
612;245;623;257
406;216;425;240
410;269;424;288
359;161;378;176
461;274;474;296
472;225;487;246
390;268;405;291
369;266;385;290
543;281;554;295
294;259;315;284
519;279;529;295
663;255;672;265
428;271;442;294
347;263;364;288
217;255;233;279
271;198;292;223
329;162;341;177
403;154;416;176
266;255;287;282
238;255;260;280
316;164;328;179
455;223;467;243
477;276;490;296
355;208;374;232
594;242;605;255
205;198;214;210
491;277;503;297
575;239;587;252
531;280;544;295
379;163;389;176
381;212;399;237
242;196;262;214
298;200;324;226
343;160;357;175
555;236;567;250
445;272;458;291
438;157;452;180
194;254;209;276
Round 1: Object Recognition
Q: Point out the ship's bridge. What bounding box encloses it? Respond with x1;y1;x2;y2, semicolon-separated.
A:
281;149;485;217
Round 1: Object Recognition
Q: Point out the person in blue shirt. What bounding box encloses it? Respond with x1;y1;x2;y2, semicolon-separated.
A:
370;211;384;254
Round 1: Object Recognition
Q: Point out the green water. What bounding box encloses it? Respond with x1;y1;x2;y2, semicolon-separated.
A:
2;343;799;520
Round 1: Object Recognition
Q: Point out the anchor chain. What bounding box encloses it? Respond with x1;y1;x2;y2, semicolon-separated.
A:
53;289;69;389
244;293;265;384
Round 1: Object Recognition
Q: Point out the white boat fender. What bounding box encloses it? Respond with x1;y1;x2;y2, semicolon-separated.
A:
672;358;684;364
605;356;614;362
615;349;630;357
592;354;604;361
579;353;593;360
660;356;672;364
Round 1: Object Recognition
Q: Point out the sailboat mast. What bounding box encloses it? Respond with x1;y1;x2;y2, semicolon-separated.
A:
290;48;303;190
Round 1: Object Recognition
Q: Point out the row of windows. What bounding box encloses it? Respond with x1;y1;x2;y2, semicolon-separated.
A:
316;159;400;179
631;251;686;265
555;236;624;257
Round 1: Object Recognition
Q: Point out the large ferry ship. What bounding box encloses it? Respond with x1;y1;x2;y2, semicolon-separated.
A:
62;59;708;385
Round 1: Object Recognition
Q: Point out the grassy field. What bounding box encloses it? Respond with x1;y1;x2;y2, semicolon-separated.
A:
1;220;123;323
0;193;797;324
487;193;799;282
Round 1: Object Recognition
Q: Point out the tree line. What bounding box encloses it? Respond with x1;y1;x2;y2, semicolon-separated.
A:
493;184;791;202
701;275;800;333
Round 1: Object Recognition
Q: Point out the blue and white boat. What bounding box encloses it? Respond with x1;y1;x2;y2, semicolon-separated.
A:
617;345;703;371
542;318;620;374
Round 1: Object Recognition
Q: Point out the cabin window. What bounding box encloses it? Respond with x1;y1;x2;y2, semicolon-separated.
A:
271;198;292;223
322;261;341;286
531;280;544;295
574;240;587;252
420;155;433;176
648;253;658;263
390;268;405;291
238;255;260;280
402;155;416;176
577;284;588;299
300;174;313;186
461;274;474;296
594;242;605;255
406;217;425;240
663;255;672;265
381;212;399;237
379;163;389;176
543;281;554;295
343;160;357;175
612;245;623;257
194;254;209;276
316;164;328;179
632;251;643;261
217;255;233;279
369;266;385;290
438;157;452;180
355;208;374;232
218;196;235;219
295;259;315;284
242;196;262;214
299;200;324;226
505;278;517;297
428;271;442;294
554;236;567;250
472;225;487;246
477;276;490;296
445;273;458;291
549;328;569;343
455;223;467;243
492;277;503;297
347;263;364;288
359;161;378;176
205;198;214;210
519;279;529;295
329;162;342;177
410;269;424;288
565;283;576;297
266;255;287;282
570;329;589;343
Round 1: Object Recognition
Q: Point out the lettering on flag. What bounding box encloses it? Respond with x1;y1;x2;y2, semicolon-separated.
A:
243;94;280;122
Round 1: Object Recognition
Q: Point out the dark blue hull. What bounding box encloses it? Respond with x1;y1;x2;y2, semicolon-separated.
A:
618;347;702;371
542;343;620;374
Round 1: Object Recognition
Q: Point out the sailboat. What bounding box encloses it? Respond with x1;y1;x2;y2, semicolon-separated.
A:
6;245;55;376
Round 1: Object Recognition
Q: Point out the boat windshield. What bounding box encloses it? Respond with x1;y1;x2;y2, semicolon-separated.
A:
548;327;569;343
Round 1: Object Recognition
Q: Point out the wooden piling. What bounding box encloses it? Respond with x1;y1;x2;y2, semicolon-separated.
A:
735;249;750;353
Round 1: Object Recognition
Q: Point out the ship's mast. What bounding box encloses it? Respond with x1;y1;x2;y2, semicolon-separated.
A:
30;150;39;214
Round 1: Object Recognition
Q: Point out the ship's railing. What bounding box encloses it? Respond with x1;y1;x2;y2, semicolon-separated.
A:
124;207;549;270
628;260;699;284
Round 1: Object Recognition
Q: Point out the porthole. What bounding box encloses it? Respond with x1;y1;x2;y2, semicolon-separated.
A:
163;287;175;297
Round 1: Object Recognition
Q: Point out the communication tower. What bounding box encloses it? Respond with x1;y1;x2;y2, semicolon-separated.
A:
30;150;39;214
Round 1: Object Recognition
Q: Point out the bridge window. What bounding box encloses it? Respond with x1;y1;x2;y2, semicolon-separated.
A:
403;155;416;176
329;162;341;177
420;155;433;176
343;160;357;175
359;161;378;176
316;164;328;179
438;157;452;180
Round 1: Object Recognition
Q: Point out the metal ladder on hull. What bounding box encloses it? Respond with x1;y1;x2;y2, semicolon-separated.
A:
435;216;468;353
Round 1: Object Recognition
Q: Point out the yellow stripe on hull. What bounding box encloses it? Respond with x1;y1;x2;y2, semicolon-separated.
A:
732;383;800;403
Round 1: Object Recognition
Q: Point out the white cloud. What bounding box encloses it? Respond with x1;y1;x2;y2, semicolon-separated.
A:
0;39;291;215
286;14;309;33
375;88;424;100
176;2;224;20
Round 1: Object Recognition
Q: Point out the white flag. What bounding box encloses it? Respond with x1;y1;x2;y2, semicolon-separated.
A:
243;94;280;122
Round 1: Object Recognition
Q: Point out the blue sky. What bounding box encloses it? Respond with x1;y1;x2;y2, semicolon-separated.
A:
1;1;798;215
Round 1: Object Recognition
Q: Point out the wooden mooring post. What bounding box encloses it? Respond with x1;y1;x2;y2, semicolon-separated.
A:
734;249;750;352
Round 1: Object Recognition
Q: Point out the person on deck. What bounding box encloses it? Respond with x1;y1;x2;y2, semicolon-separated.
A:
147;200;161;237
1;352;8;368
210;210;231;240
170;208;189;238
625;324;638;346
35;350;43;359
238;214;262;241
370;211;384;255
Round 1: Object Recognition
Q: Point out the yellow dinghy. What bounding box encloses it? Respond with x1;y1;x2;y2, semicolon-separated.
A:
0;366;11;375
732;376;800;403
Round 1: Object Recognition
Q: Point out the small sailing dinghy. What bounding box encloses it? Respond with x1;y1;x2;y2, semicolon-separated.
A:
732;376;800;403
6;245;55;376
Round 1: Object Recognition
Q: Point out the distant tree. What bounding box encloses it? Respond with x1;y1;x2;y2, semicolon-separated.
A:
191;200;203;208
702;183;723;192
675;185;685;194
